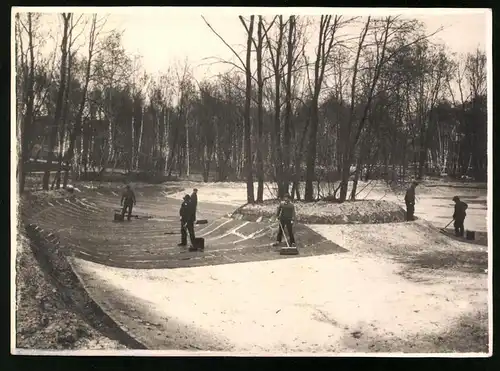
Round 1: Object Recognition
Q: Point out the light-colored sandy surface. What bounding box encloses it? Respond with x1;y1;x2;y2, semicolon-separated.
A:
68;180;489;353
71;241;487;353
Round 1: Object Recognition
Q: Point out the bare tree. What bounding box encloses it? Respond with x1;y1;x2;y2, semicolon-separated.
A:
240;15;256;203
202;15;256;202
62;14;107;187
251;16;276;202
16;13;37;193
337;16;440;201
42;13;71;190
263;16;286;198
303;15;345;202
54;13;86;189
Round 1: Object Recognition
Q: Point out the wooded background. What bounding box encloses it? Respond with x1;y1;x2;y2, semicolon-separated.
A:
15;13;487;203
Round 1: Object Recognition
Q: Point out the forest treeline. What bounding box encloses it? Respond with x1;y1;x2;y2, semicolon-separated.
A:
15;13;487;203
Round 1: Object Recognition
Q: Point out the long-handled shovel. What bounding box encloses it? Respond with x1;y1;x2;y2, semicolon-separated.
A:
279;220;299;256
439;219;454;235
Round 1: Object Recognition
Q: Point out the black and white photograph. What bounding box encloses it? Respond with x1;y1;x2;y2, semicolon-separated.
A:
11;7;491;356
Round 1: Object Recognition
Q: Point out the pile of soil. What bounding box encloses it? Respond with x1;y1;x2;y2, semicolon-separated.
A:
232;199;407;225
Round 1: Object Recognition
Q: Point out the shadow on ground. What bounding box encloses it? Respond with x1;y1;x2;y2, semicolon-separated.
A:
340;310;488;353
439;229;488;247
396;249;488;276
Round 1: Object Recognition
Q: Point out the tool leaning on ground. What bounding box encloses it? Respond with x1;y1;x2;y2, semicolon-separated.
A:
278;219;299;255
439;219;454;234
164;218;208;234
273;196;299;255
114;210;140;221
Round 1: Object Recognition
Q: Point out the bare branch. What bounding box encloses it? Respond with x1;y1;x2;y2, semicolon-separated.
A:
201;15;247;70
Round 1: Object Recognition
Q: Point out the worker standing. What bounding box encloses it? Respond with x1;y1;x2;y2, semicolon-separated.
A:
404;181;418;221
178;194;196;248
452;196;469;237
272;193;296;247
191;188;198;221
120;185;136;221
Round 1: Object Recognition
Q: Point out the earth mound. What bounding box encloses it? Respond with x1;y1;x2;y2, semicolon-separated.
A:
232;199;408;225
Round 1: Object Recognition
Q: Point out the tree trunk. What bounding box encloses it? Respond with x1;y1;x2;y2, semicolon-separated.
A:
350;150;364;200
42;13;70;190
18;13;36;194
163;108;170;174
243;16;255;203
304;99;319;201
283;15;295;197
186;113;190;177
56;47;73;189
255;16;264;202
135;107;143;171
304;15;340;201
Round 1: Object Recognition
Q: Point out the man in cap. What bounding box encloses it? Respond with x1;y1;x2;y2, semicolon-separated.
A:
404;181;418;221
452;196;468;237
178;194;196;247
191;188;198;221
120;184;136;221
272;193;296;247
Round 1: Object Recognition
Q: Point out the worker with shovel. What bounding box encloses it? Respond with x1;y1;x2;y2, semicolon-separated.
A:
272;193;296;247
178;194;196;248
452;196;468;237
120;185;136;221
404;181;418;221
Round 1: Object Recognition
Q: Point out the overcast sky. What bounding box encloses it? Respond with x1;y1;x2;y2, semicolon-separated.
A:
113;8;489;79
14;7;490;84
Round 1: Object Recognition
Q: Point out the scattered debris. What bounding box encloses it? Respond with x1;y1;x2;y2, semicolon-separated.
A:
351;331;362;339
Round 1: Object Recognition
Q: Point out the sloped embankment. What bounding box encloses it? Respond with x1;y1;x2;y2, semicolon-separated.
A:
16;223;147;350
15;189;147;351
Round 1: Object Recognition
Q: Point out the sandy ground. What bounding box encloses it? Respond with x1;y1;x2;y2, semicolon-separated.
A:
72;244;487;353
67;180;489;354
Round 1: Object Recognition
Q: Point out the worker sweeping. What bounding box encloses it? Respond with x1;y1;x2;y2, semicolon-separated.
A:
452;196;468;237
404;181;418;221
120;184;136;221
272;193;296;247
178;194;196;248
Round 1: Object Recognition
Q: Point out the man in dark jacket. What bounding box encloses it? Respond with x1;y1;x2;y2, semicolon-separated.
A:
273;193;296;247
191;188;198;221
120;185;136;221
178;194;196;247
404;181;418;221
452;196;468;237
